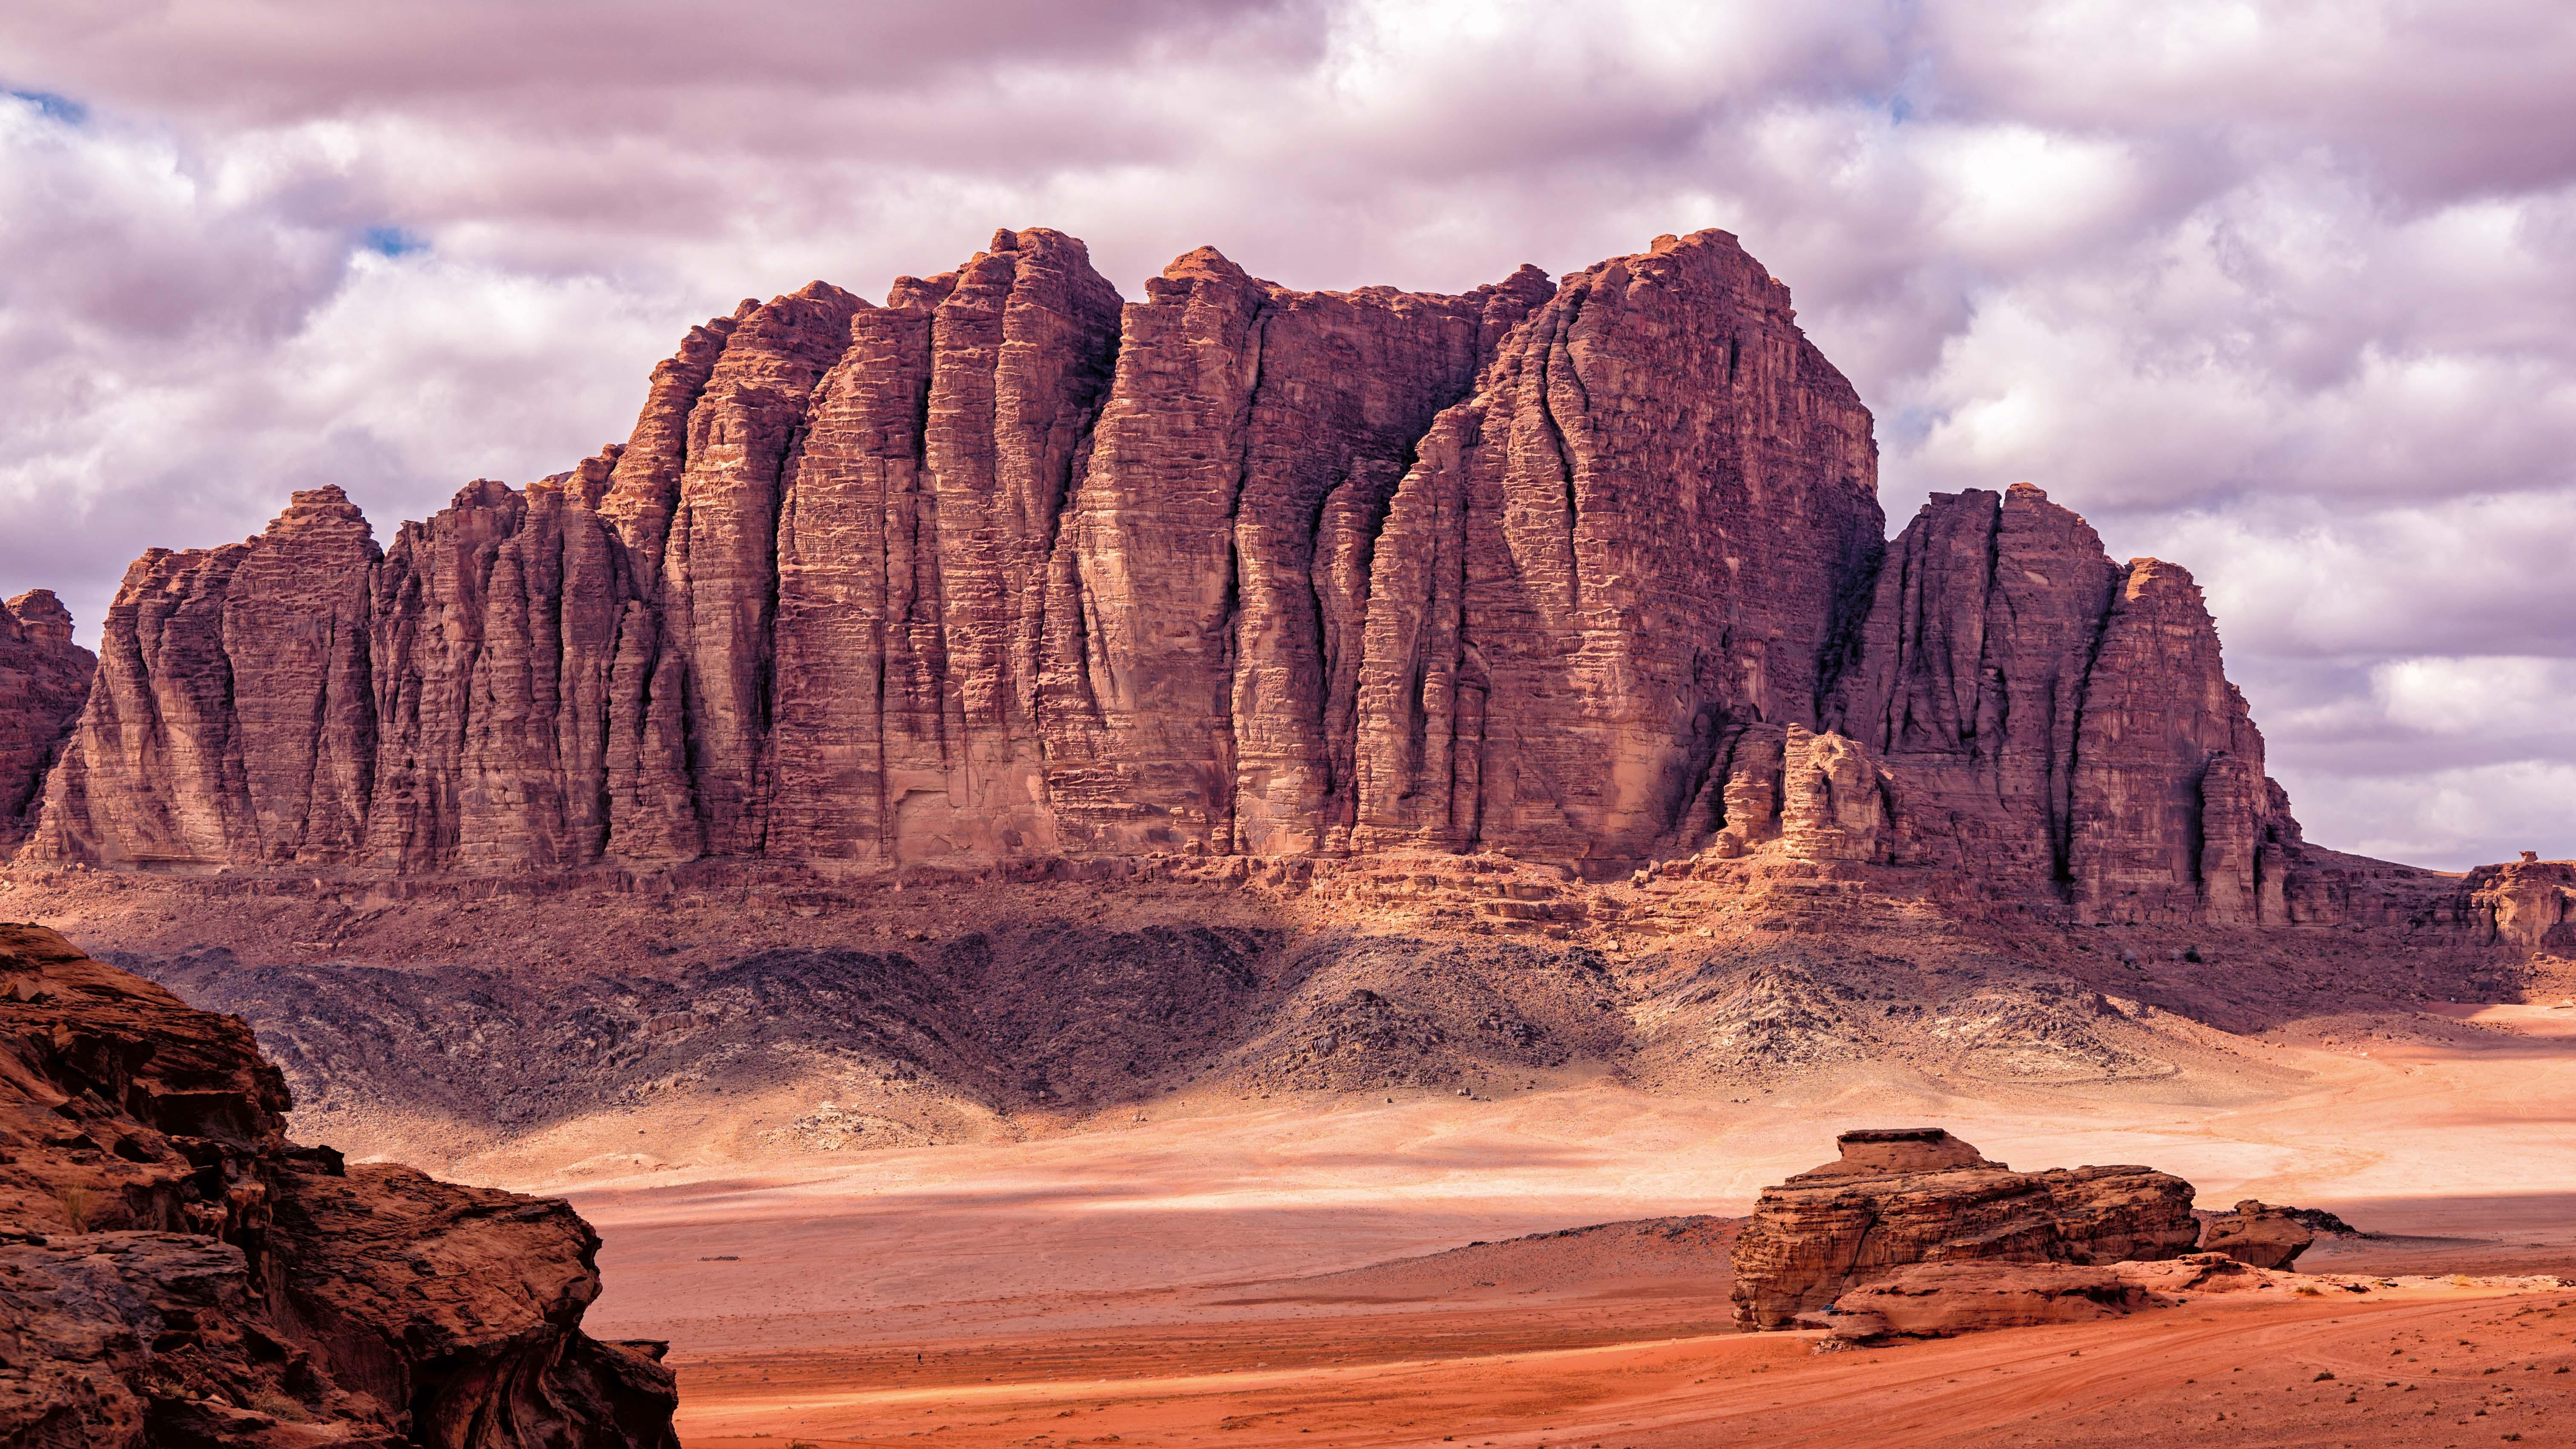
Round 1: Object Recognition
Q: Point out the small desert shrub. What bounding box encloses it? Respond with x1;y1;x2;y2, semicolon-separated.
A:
248;1391;314;1423
55;1186;92;1233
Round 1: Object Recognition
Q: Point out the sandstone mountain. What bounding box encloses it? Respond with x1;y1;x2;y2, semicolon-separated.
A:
0;590;92;851
0;922;678;1447
15;228;2312;923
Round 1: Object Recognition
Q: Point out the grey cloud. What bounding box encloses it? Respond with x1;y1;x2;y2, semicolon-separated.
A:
3;0;1325;116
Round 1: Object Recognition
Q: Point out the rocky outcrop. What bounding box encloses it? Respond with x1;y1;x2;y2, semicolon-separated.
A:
2464;857;2576;947
2198;1199;2317;1270
16;228;2344;923
1822;485;2304;923
0;922;677;1447
1348;233;1879;860
1728;1128;2199;1330
0;591;93;849
1818;1251;2300;1340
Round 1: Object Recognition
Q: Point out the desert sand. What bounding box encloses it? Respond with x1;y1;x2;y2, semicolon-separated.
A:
555;1002;2576;1447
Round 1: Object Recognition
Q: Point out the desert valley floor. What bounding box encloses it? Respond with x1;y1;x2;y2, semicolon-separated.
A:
10;858;2576;1447
555;1000;2576;1447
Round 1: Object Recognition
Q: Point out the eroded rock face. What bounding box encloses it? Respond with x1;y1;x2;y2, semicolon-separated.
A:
2463;857;2576;947
1823;485;2305;923
1349;232;1879;860
15;228;2324;923
0;923;677;1447
1728;1128;2200;1330
0;592;94;849
1820;1252;2300;1340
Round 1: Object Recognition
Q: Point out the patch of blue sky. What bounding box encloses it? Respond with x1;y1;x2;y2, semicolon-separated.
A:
361;226;430;258
6;89;87;125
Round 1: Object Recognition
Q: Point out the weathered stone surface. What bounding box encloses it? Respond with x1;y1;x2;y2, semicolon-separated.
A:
1818;1251;2300;1340
32;490;380;869
1728;1128;2199;1330
2067;558;2295;924
2198;1199;2317;1270
0;592;93;848
0;921;676;1447
1351;230;1881;862
883;229;1120;865
367;458;635;872
1819;1259;2148;1339
2463;857;2576;947
13;227;2346;924
1820;485;2305;920
1825;484;2114;887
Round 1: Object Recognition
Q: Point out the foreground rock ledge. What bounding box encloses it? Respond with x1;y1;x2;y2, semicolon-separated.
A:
0;921;678;1449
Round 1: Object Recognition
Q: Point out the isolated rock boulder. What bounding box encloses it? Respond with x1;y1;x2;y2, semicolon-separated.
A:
2198;1199;2318;1270
0;922;677;1447
1729;1128;2200;1330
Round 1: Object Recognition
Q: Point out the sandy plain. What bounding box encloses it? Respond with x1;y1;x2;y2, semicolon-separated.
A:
559;1000;2576;1448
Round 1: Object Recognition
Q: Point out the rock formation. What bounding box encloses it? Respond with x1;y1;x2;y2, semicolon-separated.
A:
0;591;93;850
0;922;678;1447
2464;857;2576;947
1818;1252;2300;1340
2198;1199;2318;1270
1728;1128;2200;1330
1820;484;2306;923
14;227;2332;923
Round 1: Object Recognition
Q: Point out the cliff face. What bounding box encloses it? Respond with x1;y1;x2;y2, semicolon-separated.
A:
0;591;93;850
16;227;2321;922
1820;483;2306;923
0;922;677;1447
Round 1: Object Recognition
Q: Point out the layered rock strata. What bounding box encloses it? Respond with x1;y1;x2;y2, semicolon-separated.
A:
0;592;93;849
0;922;678;1447
16;228;2326;922
1728;1128;2200;1330
2463;857;2576;947
1819;1252;2301;1341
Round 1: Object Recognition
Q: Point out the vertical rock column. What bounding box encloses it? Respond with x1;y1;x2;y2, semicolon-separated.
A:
767;276;952;864
364;458;633;871
1226;272;1552;857
1042;248;1274;852
0;590;95;846
2067;559;2288;923
911;230;1123;862
1824;484;2116;884
30;489;381;867
663;282;867;856
598;313;741;862
1354;230;1882;864
221;488;381;863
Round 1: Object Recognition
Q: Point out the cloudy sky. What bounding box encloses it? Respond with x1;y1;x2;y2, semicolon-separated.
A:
3;0;2572;868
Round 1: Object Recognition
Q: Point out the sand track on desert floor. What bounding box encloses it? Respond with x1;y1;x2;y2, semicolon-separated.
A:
555;1010;2576;1446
